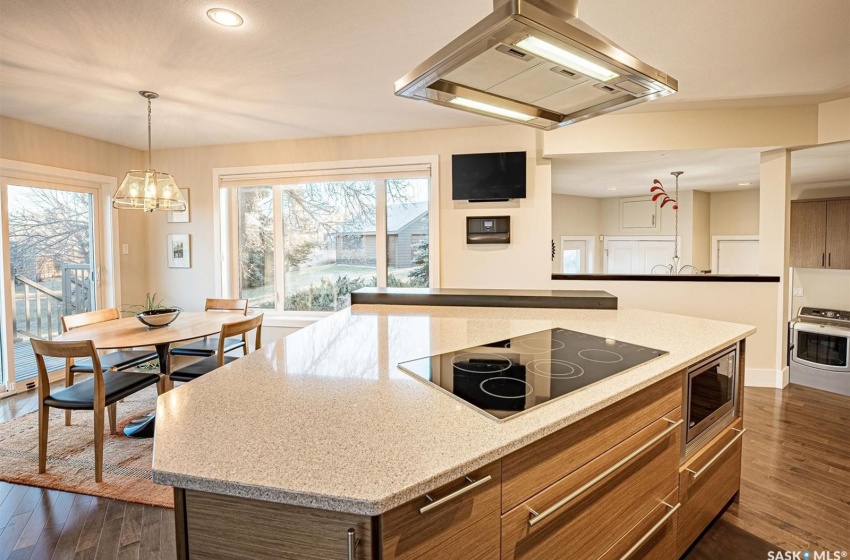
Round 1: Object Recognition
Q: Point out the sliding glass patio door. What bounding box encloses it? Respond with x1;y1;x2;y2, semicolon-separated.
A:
0;178;102;393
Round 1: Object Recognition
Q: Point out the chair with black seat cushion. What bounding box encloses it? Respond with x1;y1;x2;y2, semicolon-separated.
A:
170;314;263;383
61;307;158;426
31;338;161;482
170;298;249;358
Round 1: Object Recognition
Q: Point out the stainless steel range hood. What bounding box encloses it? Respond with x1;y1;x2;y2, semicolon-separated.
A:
394;0;677;129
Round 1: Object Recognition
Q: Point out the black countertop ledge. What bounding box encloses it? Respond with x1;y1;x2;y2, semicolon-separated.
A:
350;288;617;309
552;274;779;282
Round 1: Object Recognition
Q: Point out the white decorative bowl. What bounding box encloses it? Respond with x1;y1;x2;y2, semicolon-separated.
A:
136;308;181;328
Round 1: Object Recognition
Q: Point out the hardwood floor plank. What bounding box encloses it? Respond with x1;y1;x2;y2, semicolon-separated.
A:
116;543;139;560
11;488;61;551
93;517;123;560
117;505;143;550
51;501;94;560
158;511;175;560
0;513;32;560
25;518;66;560
74;499;108;554
0;486;29;530
136;508;160;560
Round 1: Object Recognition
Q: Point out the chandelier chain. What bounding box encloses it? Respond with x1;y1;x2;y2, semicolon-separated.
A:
147;97;152;169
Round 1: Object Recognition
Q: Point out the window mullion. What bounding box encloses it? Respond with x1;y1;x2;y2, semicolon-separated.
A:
376;179;388;288
273;186;285;312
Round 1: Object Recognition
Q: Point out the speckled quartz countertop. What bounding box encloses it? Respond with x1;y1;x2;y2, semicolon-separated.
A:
151;305;754;515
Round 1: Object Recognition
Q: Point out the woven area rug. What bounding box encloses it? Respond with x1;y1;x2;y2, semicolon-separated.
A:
0;385;172;508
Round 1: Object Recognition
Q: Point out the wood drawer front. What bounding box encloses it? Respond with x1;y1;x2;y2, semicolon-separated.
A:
501;410;681;560
676;418;744;556
184;489;374;560
597;488;678;560
381;461;500;560
502;373;682;512
403;511;501;560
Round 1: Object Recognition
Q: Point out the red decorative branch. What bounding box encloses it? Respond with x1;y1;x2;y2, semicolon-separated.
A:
649;179;678;209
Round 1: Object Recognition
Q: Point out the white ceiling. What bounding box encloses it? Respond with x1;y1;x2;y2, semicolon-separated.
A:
551;141;850;197
0;0;848;149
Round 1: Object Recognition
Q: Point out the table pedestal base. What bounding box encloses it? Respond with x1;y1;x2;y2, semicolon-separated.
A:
124;412;156;438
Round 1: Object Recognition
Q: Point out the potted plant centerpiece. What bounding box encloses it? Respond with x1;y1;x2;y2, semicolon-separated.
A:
126;293;181;328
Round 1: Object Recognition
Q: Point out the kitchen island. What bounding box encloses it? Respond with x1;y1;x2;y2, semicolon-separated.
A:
152;304;754;559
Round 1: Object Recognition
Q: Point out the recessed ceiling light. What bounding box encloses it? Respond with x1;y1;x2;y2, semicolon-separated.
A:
606;187;618;191
738;182;752;186
207;8;243;27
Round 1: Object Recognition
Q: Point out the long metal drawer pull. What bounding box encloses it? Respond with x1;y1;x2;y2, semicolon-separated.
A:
528;418;683;528
685;427;746;479
347;528;358;560
419;475;493;515
618;502;681;560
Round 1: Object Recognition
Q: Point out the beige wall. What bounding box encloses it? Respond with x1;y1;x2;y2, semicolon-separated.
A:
709;189;760;236
544;105;819;155
691;191;711;271
0;117;148;306
145;125;551;310
792;268;850;312
551;194;601;272
818;97;850;144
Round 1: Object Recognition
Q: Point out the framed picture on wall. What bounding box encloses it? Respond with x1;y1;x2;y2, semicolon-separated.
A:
167;188;190;223
167;234;191;268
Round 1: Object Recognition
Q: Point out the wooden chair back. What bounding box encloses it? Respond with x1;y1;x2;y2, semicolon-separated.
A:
30;339;104;403
205;298;249;314
216;314;263;366
61;307;121;333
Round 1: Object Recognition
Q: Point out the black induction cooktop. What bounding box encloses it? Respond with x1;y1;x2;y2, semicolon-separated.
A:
398;328;668;421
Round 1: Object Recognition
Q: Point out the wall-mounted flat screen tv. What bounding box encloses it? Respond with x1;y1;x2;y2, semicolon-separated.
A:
452;151;526;201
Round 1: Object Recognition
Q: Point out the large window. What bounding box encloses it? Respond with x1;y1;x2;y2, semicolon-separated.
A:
222;162;434;313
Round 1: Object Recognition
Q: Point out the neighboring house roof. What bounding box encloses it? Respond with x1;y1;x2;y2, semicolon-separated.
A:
336;201;428;234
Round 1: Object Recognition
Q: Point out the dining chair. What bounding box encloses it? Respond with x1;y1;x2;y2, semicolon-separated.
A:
170;298;249;358
170;314;263;383
31;339;161;482
61;307;158;426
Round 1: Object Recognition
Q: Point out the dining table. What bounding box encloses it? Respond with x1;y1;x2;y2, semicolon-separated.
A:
54;311;246;438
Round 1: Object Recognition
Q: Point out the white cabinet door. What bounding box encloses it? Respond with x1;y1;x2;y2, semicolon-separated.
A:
620;196;660;232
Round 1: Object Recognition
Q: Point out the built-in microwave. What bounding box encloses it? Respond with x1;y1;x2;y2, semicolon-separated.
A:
686;346;738;449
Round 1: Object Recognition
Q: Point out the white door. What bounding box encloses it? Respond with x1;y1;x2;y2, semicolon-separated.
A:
0;178;103;392
560;239;587;273
639;241;676;273
605;240;637;273
715;238;759;274
604;238;677;274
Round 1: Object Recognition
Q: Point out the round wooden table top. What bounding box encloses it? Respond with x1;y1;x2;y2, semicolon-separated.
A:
54;311;245;349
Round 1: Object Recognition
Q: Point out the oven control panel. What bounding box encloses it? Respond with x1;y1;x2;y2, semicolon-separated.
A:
798;307;850;324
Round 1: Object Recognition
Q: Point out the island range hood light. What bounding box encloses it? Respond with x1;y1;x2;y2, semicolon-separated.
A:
395;0;677;130
450;97;535;122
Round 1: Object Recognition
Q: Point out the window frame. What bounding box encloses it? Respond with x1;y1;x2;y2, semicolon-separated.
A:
213;156;440;326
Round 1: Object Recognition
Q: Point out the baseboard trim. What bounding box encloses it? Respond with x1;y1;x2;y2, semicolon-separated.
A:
745;368;787;389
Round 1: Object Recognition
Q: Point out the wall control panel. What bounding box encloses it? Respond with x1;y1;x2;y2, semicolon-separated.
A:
467;216;510;244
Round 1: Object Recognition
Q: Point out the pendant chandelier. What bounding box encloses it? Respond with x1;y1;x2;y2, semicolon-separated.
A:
113;91;187;212
650;171;700;275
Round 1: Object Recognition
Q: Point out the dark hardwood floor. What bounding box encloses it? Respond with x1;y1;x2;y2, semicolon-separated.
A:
1;381;848;559
725;384;850;552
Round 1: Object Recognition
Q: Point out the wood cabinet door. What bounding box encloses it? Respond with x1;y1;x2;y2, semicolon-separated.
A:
790;201;827;268
826;199;850;269
620;196;660;231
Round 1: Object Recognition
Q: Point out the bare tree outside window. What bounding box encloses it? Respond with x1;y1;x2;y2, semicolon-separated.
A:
235;178;430;312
